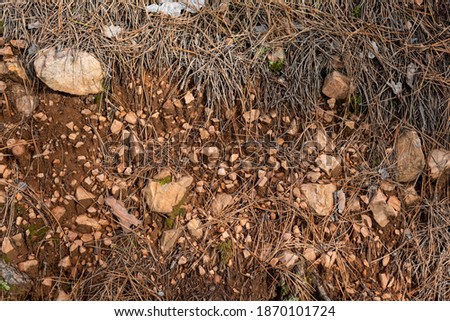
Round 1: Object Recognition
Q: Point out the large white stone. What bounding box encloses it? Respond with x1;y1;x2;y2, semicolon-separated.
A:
34;47;104;96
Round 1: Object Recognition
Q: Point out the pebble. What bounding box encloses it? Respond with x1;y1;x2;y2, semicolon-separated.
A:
125;111;138;125
379;273;389;290
303;247;316;262
243;109;260;123
187;218;203;239
0;80;6;93
184;91;195;104
198;265;206;276
18;259;39;273
1;237;15;254
230;154;239;163
75;215;101;230
199;128;210;140
110;119;123;135
51;206;66;222
178;256;188;265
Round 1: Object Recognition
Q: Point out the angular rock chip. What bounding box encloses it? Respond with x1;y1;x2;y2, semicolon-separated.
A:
300;183;336;216
322;71;354;100
369;189;397;227
160;228;181;254
428;149;450;180
144;176;193;213
394;130;425;183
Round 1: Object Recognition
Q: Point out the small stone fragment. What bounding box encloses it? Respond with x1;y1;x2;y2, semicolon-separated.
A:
0;46;13;56
394;130;425;183
303;247;316;262
211;193;233;215
184;91;195;104
279;250;299;269
144;176;193;213
242;109;260;123
56;290;71;301
124;111;138;125
428;149;450;180
51;206;66;222
15;95;38;117
198;265;206;276
18;260;39;274
403;186;420;207
202;146;220;159
379;273;389;290
160;229;181;254
42;278;53;287
187;218;203;239
321;251;337;269
110;119;123;135
58;256;71;269
300;183;336;216
178;256;188;265
322;71;354;100
1;237;15;255
75;215;101;230
387;195;401;213
306;171;321;183
369;189;397;227
315;154;341;177
75;186;96;208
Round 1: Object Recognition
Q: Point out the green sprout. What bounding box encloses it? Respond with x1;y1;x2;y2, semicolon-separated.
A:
0;279;11;292
352;5;362;18
164;197;186;230
217;239;233;265
158;175;172;186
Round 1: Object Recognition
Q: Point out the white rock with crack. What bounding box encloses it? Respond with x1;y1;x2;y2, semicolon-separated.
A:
34;47;104;96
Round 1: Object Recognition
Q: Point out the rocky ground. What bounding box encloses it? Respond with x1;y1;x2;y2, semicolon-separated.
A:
1;3;450;301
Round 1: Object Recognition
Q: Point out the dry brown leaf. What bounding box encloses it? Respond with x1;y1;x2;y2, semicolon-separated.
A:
105;196;142;230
